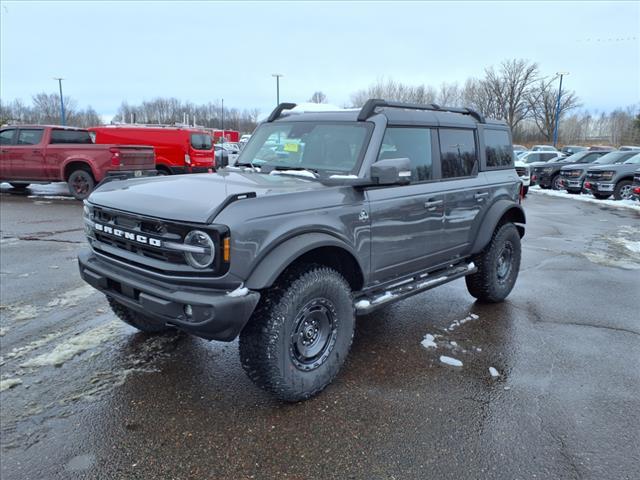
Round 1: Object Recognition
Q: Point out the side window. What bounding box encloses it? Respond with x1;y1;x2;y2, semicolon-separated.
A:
439;128;477;178
377;127;432;182
17;129;44;146
484;129;514;168
50;129;93;144
541;153;554;161
0;129;16;145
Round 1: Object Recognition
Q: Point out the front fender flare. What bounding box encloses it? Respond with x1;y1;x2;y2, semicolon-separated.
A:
245;232;360;290
470;200;526;255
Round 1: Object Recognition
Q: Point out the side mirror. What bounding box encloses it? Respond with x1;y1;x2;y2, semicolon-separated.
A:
370;158;412;185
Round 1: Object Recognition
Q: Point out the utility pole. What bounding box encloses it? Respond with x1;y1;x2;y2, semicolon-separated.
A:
271;73;283;105
221;98;224;142
54;77;66;126
553;72;569;148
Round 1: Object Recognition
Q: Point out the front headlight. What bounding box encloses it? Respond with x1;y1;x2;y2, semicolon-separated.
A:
569;170;582;177
600;171;615;181
183;230;215;269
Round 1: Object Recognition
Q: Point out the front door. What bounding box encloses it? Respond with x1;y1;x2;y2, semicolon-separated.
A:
367;127;447;283
13;128;46;180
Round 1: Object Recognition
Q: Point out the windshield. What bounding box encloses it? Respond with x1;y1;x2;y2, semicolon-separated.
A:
593;152;635;165
237;121;371;173
190;133;212;150
559;151;591;163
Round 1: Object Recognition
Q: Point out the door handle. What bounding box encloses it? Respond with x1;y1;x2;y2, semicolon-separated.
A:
424;199;443;211
474;192;489;200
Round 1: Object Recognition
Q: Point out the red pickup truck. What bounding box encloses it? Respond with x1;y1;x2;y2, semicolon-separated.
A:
0;125;156;199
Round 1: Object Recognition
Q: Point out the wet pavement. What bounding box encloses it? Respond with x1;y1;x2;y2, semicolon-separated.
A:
1;182;639;480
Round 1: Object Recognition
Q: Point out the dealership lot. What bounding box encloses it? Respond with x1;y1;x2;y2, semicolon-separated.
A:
1;184;639;480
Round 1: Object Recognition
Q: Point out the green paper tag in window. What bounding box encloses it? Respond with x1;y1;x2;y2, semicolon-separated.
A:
284;143;299;152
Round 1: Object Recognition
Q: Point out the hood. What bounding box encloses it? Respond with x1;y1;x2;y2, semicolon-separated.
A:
560;163;587;171
587;163;636;173
88;170;325;223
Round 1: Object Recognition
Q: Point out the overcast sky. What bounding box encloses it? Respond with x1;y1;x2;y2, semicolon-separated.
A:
1;0;638;121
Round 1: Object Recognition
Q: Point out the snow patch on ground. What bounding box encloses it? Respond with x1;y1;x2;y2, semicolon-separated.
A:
0;378;23;392
446;313;480;331
2;304;39;321
420;334;437;349
27;195;74;201
20;321;123;368
529;187;640;211
4;331;66;361
489;367;500;378
439;355;463;367
46;285;96;308
227;286;249;298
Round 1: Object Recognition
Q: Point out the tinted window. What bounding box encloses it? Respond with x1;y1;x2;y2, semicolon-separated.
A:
191;133;212;150
484;129;514;168
378;128;432;181
439;129;477;178
0;129;16;145
541;153;556;161
577;152;602;163
50;129;93;144
17;129;44;145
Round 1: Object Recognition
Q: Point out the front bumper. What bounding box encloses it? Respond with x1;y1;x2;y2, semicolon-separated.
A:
536;173;554;188
78;249;260;341
584;181;615;193
518;176;531;187
561;178;584;191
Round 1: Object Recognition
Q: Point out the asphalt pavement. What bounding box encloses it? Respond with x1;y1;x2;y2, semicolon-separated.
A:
1;182;639;480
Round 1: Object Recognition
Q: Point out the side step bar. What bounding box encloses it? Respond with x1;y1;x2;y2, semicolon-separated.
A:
354;262;477;315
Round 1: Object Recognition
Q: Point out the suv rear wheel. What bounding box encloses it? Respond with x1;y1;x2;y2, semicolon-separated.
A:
466;223;521;303
614;180;633;201
107;296;173;333
239;265;355;402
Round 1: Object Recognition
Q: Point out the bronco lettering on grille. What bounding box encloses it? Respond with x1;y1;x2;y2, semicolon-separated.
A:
94;222;162;247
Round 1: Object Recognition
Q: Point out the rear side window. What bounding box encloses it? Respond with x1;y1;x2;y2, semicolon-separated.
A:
17;129;44;145
50;129;93;144
191;133;212;150
439;129;477;178
484;129;514;168
377;128;432;182
0;129;16;145
541;153;556;161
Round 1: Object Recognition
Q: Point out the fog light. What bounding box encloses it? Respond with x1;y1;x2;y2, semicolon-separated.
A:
184;304;193;318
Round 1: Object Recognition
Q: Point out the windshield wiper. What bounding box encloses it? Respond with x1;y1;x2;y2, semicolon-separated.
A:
263;165;319;179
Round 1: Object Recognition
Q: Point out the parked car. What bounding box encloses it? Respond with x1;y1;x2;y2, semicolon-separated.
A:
514;160;530;194
90;125;215;175
513;144;527;155
214;144;231;167
631;168;640;200
519;151;563;165
0;125;156;199
584;153;640;200
619;145;640;151
560;145;587;156
78;99;525;401
531;145;558;152
239;134;251;151
532;150;608;190
588;145;616;151
559;150;638;193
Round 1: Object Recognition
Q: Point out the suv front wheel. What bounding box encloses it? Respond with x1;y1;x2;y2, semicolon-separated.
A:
239;265;355;402
466;223;521;303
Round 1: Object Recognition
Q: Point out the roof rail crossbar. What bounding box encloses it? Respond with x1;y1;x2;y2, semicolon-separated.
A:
267;103;297;122
357;99;485;123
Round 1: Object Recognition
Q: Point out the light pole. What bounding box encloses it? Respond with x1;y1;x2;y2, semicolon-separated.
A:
552;72;569;148
221;98;224;142
271;73;283;105
54;77;66;126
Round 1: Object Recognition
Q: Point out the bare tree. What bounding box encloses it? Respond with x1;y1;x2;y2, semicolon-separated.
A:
309;91;328;104
528;79;581;141
350;77;436;107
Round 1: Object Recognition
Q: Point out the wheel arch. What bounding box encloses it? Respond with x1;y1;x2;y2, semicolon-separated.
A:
470;200;526;255
245;232;365;292
62;159;96;181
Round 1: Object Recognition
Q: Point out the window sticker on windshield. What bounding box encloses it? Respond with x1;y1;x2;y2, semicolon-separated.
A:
284;143;299;152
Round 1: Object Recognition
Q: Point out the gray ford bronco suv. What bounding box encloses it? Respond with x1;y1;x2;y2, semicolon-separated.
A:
78;100;525;401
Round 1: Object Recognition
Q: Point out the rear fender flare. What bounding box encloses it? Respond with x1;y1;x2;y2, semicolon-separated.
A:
470;200;525;255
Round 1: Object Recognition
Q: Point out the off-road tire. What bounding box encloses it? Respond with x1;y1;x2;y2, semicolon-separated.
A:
613;180;632;201
107;296;172;333
593;193;611;200
9;183;30;190
67;169;95;200
239;265;355;402
466;223;521;303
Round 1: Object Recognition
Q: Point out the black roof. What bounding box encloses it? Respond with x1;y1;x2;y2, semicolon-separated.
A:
268;100;507;128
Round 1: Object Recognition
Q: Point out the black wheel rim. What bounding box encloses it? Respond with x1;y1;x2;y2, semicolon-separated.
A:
496;243;513;283
290;298;338;371
73;175;89;195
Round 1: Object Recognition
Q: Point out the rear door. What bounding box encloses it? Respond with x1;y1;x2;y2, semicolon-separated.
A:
13;128;46;180
439;128;487;256
367;127;447;282
0;128;18;179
